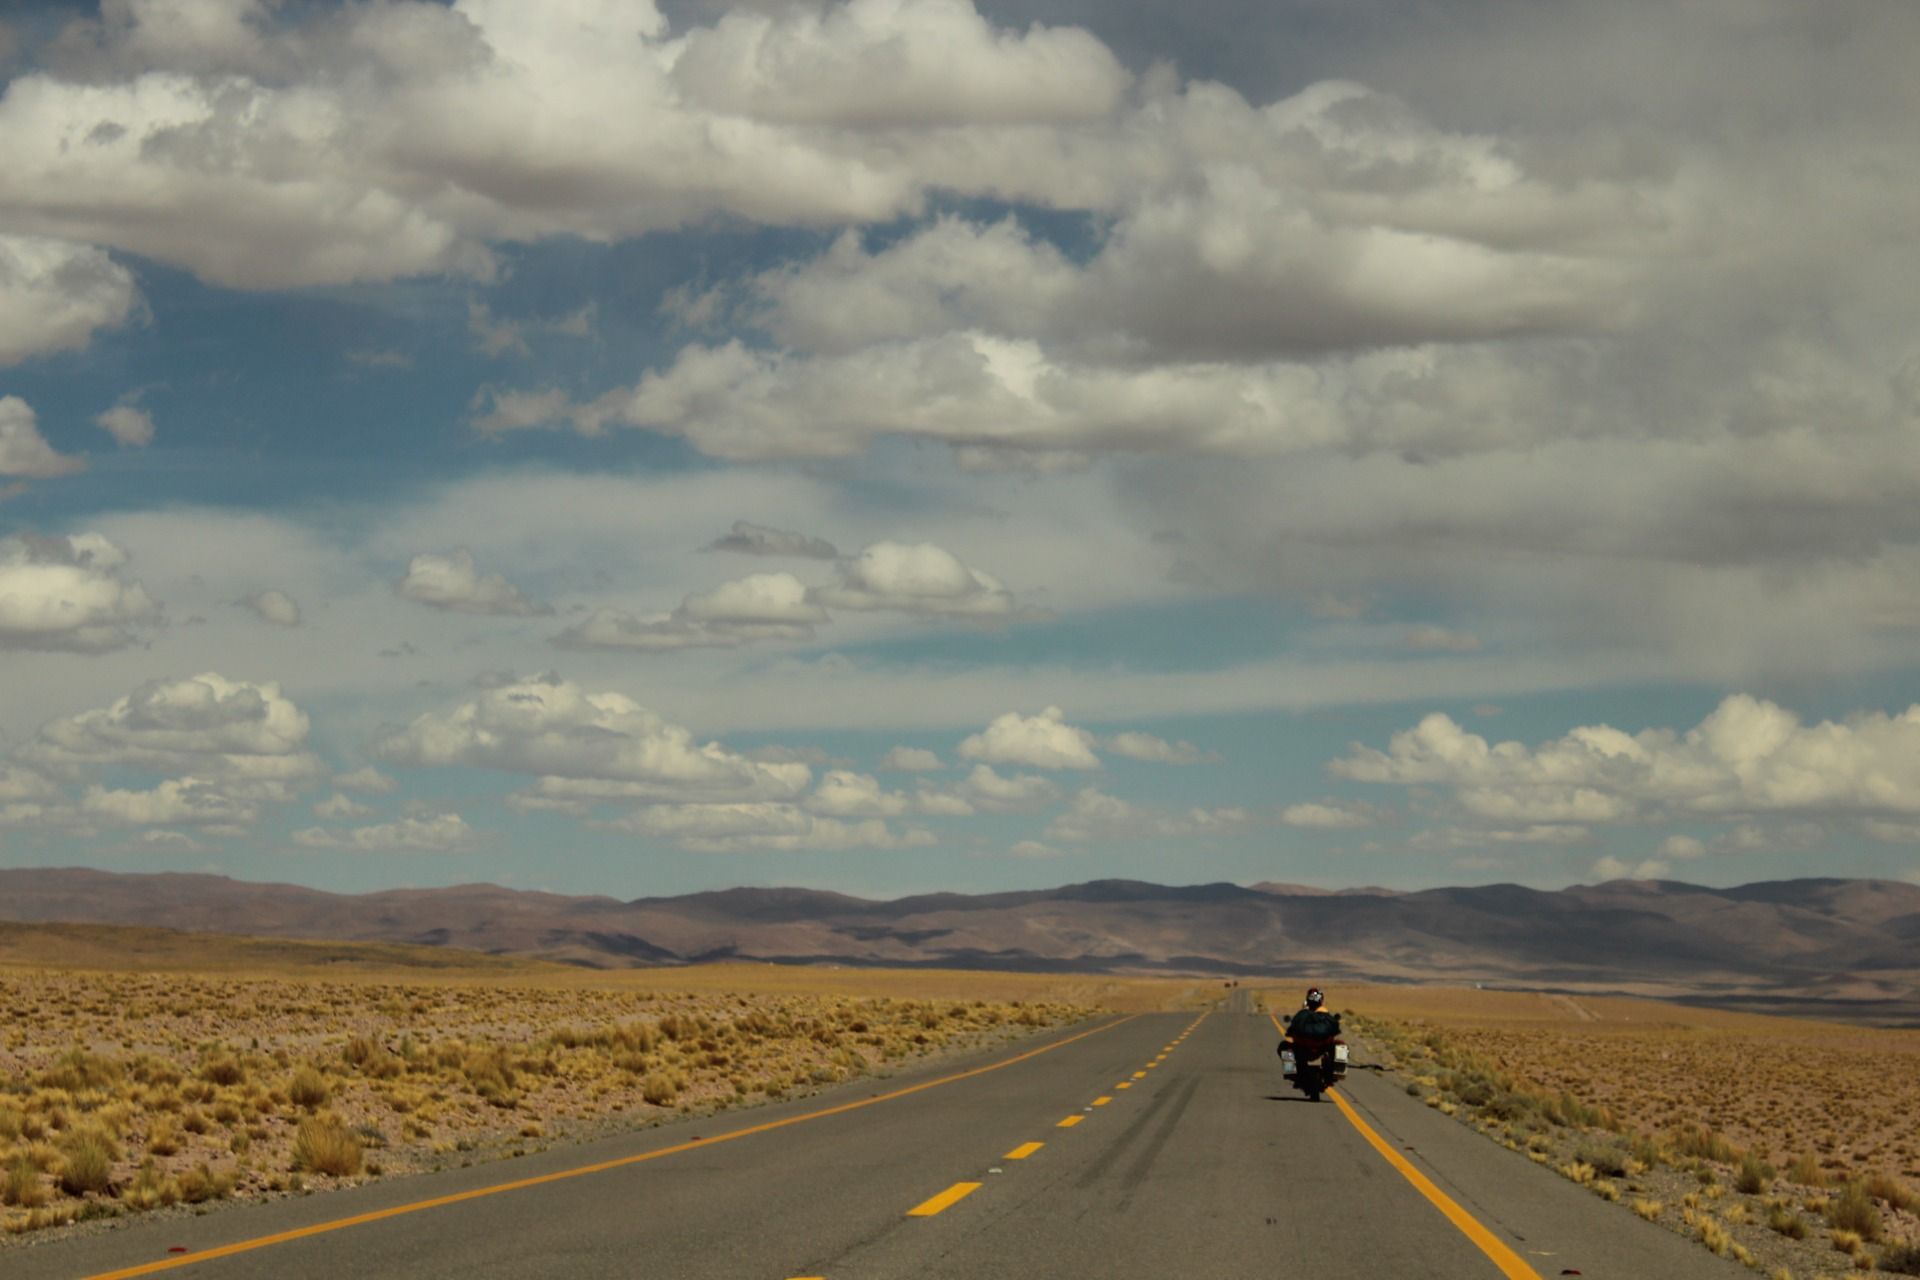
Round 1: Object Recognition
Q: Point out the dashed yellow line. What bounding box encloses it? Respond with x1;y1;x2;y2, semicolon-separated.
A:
1092;1096;1111;1106
1116;1081;1132;1089
1057;1114;1084;1128
78;1016;1140;1280
1005;1142;1044;1160
908;1182;981;1217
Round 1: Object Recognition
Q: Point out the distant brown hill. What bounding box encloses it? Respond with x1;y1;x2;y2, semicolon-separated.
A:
3;867;1918;1022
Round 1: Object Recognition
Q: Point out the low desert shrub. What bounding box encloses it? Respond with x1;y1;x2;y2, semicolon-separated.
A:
291;1114;362;1177
175;1162;233;1204
1672;1125;1737;1164
287;1066;330;1110
199;1055;246;1087
1577;1143;1629;1178
39;1049;120;1093
57;1130;116;1196
1788;1152;1829;1187
1735;1150;1776;1194
1867;1172;1920;1214
2;1157;49;1209
1767;1202;1809;1239
1828;1180;1883;1241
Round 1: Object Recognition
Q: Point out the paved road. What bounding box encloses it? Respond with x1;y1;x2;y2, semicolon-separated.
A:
11;992;1744;1279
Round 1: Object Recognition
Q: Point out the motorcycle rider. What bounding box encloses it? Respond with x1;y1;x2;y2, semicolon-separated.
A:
1282;987;1342;1077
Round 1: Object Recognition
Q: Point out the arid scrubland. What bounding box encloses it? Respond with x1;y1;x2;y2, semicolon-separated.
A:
1299;983;1920;1279
0;928;1207;1241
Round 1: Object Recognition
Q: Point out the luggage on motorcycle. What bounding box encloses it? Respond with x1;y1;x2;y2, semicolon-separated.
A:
1290;1008;1340;1039
1279;1048;1297;1077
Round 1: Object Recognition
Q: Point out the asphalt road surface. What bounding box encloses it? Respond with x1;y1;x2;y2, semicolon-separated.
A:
11;990;1746;1279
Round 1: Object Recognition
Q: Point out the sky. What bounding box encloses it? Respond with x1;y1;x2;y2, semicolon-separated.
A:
3;0;1919;900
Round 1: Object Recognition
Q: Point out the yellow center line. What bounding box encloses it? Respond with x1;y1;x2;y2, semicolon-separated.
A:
81;1015;1140;1280
1092;1096;1111;1106
1057;1114;1084;1128
1131;1070;1146;1078
1266;1014;1541;1280
907;1182;981;1217
1005;1142;1044;1160
1116;1082;1132;1089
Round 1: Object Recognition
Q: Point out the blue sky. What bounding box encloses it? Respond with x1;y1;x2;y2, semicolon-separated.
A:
4;0;1920;899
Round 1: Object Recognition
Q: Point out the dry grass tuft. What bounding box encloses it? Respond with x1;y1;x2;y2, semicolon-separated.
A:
291;1115;363;1178
287;1066;330;1111
1829;1181;1884;1242
56;1130;117;1197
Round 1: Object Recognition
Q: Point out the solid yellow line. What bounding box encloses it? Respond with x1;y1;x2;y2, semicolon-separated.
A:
907;1181;981;1217
82;1016;1139;1280
1266;1015;1540;1280
1005;1142;1043;1160
1057;1114;1084;1128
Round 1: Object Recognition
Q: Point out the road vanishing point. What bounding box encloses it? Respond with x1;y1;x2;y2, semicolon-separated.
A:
12;990;1746;1279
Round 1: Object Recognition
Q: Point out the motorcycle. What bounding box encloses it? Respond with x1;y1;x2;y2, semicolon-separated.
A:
1278;1012;1348;1102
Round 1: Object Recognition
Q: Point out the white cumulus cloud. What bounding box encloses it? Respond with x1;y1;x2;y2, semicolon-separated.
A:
1335;695;1920;834
14;672;323;833
242;588;301;627
812;541;1021;618
0;236;140;366
959;706;1099;770
27;671;323;798
95;404;155;448
556;570;825;651
0;397;84;479
396;548;548;617
372;675;810;805
0;531;158;652
804;770;911;818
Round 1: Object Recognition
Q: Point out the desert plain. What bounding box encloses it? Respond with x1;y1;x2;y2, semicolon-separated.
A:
3;923;1919;1280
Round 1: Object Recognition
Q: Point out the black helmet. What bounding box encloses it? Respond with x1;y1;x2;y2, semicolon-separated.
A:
1305;987;1324;1009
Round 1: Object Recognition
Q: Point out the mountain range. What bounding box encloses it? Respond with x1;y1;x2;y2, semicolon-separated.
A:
3;867;1918;1023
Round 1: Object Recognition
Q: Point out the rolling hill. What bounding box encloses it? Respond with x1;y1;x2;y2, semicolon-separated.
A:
3;867;1917;1021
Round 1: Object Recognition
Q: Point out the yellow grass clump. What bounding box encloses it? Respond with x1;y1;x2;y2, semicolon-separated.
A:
291;1116;362;1178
